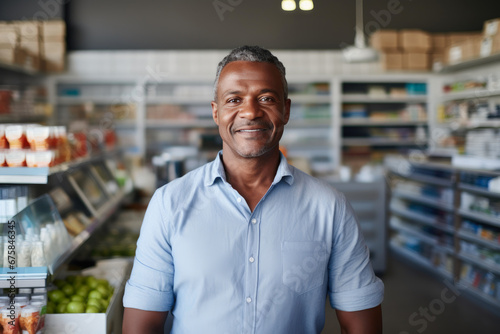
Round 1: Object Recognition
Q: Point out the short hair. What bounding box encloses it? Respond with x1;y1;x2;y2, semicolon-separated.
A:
213;45;288;101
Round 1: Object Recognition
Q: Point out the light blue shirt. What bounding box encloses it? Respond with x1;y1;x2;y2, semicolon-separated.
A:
123;152;384;334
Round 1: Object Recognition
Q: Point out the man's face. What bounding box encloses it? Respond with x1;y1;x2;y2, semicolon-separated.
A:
211;61;291;159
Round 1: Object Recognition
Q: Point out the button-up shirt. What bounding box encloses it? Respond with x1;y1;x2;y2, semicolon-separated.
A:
123;152;384;333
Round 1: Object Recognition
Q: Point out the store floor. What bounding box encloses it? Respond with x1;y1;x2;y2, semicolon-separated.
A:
322;254;500;334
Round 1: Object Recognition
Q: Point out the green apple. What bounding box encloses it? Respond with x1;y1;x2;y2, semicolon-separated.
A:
46;301;56;314
53;279;65;288
76;286;90;298
74;275;86;285
85;305;100;313
48;290;65;303
60;297;70;305
85;276;97;286
70;295;85;302
88;290;103;300
96;285;109;298
87;298;103;312
56;302;68;314
66;301;86;313
61;284;74;296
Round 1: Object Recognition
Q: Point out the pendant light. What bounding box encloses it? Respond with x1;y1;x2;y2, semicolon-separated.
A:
281;0;296;11
299;0;314;11
342;0;378;62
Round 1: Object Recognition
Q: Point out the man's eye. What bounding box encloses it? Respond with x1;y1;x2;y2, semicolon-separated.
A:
260;96;274;102
227;98;240;103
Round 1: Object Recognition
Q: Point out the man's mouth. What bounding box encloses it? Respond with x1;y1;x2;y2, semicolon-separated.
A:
237;128;266;133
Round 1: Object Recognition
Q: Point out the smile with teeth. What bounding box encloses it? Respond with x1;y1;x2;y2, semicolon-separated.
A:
238;129;266;132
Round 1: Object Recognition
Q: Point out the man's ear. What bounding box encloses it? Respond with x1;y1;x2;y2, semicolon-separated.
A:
283;98;291;124
211;101;219;125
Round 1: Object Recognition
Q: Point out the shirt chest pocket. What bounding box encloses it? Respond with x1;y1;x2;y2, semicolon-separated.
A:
281;241;328;295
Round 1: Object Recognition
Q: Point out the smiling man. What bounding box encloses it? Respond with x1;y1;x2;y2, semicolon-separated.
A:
122;45;384;334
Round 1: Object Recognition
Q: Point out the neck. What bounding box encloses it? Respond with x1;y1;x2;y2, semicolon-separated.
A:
221;148;281;211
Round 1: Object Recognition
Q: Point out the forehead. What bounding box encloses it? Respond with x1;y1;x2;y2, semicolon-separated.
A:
218;61;283;93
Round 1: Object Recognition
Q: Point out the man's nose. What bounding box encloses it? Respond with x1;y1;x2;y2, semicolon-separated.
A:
239;99;263;119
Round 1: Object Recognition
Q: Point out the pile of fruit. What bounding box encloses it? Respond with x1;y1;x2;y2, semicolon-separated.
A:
47;275;114;314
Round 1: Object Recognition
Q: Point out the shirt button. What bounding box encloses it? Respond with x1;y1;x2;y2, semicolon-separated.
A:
249;257;255;263
246;297;252;303
237;197;242;203
251;218;257;224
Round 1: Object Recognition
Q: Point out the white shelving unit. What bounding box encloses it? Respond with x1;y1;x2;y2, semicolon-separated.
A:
387;160;500;309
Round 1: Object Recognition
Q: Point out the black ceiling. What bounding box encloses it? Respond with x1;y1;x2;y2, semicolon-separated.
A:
0;0;498;50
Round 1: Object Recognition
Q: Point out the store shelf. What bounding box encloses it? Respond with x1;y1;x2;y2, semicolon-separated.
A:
438;52;500;73
390;219;454;254
0;61;39;76
392;189;454;211
287;119;332;128
289;94;331;103
57;96;132;105
388;168;454;187
145;119;216;129
342;94;427;103
342;119;427;126
459;183;500;199
457;280;500;308
52;190;127;276
146;96;212;104
457;230;500;251
390;241;454;280
458;252;500;276
0;267;47;288
342;138;426;146
458;209;500;228
390;205;455;234
0;152;121;184
0;114;49;123
441;88;500;102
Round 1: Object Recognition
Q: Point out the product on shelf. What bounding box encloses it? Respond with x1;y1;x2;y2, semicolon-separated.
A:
460;263;500;300
461;192;500;217
47;275;114;314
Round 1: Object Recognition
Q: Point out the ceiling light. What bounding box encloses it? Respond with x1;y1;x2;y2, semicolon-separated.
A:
282;0;296;11
299;0;314;11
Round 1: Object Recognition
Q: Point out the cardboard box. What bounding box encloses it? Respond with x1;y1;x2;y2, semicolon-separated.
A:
0;47;25;65
403;52;430;70
483;18;500;37
0;29;18;47
480;35;500;57
12;21;40;40
448;32;482;45
380;51;403;70
446;36;482;64
42;20;65;41
432;33;449;50
20;39;40;56
371;30;399;51
399;30;431;52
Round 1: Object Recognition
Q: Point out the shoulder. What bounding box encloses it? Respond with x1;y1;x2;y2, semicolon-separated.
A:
289;164;347;203
154;160;213;203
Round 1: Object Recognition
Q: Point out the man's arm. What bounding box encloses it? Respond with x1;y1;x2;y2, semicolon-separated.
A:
123;308;169;334
335;304;382;334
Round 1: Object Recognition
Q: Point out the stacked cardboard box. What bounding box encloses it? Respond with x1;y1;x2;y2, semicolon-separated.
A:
41;20;66;72
445;32;482;65
479;18;500;58
371;29;432;70
0;22;23;66
0;20;65;72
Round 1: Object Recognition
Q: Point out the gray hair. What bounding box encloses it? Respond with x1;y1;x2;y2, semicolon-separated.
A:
213;45;288;101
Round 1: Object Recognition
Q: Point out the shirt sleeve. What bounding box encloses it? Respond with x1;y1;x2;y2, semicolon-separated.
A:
328;192;384;311
123;189;175;311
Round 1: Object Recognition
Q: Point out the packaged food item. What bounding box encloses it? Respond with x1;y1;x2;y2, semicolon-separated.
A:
25;151;55;168
0;150;6;166
0;125;8;149
30;241;46;267
5;150;27;167
26;126;53;151
5;125;29;150
28;300;45;333
1;306;21;334
20;305;39;334
56;126;71;163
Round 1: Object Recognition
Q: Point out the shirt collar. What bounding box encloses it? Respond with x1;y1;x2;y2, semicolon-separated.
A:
205;150;294;187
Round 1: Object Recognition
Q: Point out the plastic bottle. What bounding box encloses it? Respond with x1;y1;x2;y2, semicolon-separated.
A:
31;241;46;267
